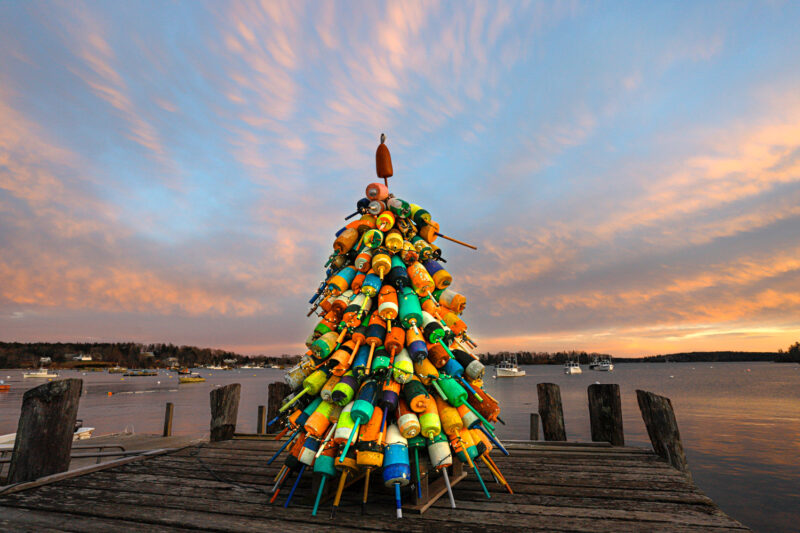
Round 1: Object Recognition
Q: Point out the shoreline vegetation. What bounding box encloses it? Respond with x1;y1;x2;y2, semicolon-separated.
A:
1;341;798;369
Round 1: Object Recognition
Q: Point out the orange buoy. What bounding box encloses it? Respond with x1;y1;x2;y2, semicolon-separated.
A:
375;133;393;180
366;182;389;202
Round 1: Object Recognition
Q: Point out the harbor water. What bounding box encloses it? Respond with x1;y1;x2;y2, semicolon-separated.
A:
1;361;798;532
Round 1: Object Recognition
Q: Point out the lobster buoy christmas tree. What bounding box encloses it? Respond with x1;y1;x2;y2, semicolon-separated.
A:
271;134;511;518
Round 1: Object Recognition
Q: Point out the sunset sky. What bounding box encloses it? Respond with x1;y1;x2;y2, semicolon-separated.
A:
1;1;799;357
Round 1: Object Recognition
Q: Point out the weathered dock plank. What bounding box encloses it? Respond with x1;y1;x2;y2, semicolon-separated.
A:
0;438;748;532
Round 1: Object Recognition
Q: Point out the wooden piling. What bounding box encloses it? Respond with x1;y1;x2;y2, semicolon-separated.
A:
588;384;624;446
210;384;241;442
8;378;83;483
162;402;174;437
529;413;540;440
267;381;292;425
537;383;566;441
257;405;266;434
636;389;689;474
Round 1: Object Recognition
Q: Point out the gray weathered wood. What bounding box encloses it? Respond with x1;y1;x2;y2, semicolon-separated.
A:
266;381;291;426
8;379;83;483
636;390;689;474
537;383;566;441
530;413;540;440
209;384;241;442
162;403;174;437
256;406;266;435
588;384;624;446
0;437;748;532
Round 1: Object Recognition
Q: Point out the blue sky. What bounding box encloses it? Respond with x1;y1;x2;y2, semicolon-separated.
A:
1;1;799;356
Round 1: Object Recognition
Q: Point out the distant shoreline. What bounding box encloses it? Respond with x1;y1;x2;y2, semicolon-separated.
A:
2;341;797;369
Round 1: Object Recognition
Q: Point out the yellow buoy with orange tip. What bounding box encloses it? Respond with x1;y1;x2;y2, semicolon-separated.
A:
376;210;395;232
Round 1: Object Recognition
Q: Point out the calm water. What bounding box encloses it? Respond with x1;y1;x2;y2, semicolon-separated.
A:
1;362;798;532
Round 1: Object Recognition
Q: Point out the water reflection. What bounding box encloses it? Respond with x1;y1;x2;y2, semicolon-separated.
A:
483;362;800;532
1;363;798;531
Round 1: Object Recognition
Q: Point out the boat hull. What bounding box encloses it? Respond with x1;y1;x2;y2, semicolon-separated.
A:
496;367;526;377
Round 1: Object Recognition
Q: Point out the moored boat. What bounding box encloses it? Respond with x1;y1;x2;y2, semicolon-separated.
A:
123;370;158;377
179;374;206;383
495;355;526;378
108;366;127;373
564;361;582;374
597;359;614;371
23;367;59;378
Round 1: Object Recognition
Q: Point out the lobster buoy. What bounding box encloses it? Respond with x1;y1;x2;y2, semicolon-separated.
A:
392;348;414;383
376;210;396;232
362;228;384;249
320;374;341;403
396;397;421;438
384;229;404;253
375;133;393;179
333;227;359;255
366;182;389;201
331;371;358;406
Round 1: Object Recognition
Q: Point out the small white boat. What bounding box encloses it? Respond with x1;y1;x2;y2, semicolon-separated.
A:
596;359;614;371
23;367;59;378
73;427;95;439
564;361;582;374
495;355;526;378
0;425;95;448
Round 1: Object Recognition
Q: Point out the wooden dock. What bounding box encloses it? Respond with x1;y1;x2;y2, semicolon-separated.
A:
0;437;748;532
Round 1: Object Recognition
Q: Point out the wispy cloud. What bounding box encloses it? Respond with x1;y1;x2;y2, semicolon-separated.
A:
1;1;799;355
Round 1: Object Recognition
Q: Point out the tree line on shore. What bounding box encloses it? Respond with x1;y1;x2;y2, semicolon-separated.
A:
1;341;797;369
0;342;296;369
